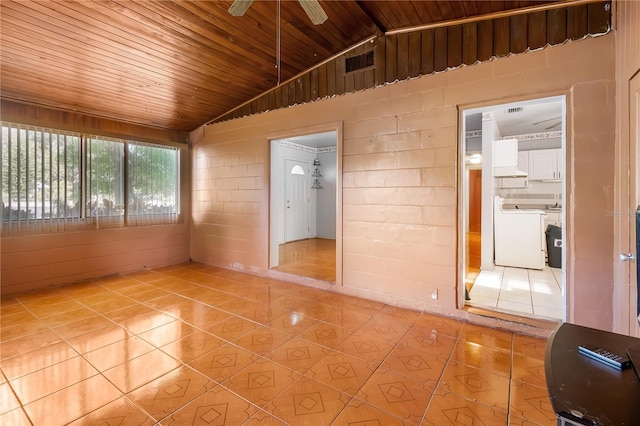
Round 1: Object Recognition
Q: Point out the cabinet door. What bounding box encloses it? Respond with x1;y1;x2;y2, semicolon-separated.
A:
528;149;558;180
517;151;529;172
555;149;564;179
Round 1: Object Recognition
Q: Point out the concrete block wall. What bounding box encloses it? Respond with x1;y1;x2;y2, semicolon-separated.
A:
191;34;615;328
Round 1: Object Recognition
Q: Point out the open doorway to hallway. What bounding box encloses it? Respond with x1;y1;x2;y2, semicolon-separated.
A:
460;96;566;322
269;132;338;282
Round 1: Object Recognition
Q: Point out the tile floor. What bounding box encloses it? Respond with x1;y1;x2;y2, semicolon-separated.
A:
1;262;557;425
468;266;564;321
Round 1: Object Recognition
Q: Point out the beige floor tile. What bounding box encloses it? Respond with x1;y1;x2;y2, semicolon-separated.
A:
79;293;137;313
271;294;311;312
305;350;376;396
358;314;413;341
0;407;32;426
160;301;231;328
268;312;317;336
52;314;116;340
241;305;290;325
160;330;226;363
381;342;448;388
0;300;28;317
37;307;96;327
420;388;508;425
377;305;422;326
127;366;216;422
104;305;175;334
127;287;172;303
137;320;197;347
0;382;20;415
206;316;259;340
299;322;354;349
232;326;290;356
332;398;407;425
512;352;547;387
21;299;85;319
244;409;288;425
10;356;98;404
67;397;155;425
356;367;434;424
0;320;49;343
102;350;181;393
188;344;261;383
438;361;511;413
225;359;300;407
161;385;259;425
400;325;457;357
336;331;397;364
1;340;79;380
450;339;512;377
265;375;350;425
83;336;155;371
0;329;64;361
458;323;514;352
66;324;130;354
509;379;558;425
24;374;120;425
267;337;330;373
513;333;548;359
412;312;464;338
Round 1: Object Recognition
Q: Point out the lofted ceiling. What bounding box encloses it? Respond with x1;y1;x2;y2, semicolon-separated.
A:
1;0;569;132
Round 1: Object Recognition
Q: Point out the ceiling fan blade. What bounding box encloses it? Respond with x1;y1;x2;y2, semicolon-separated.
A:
532;116;561;126
228;0;253;16
299;0;328;25
545;121;562;130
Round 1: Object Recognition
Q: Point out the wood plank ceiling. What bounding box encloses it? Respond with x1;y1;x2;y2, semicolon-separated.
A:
0;0;593;132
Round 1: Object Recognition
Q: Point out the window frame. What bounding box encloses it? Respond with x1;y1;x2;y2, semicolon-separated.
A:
1;121;181;235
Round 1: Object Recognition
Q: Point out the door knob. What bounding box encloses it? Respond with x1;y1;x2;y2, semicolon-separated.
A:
619;252;636;262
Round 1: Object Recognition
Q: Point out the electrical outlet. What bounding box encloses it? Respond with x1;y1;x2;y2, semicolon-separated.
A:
431;289;438;300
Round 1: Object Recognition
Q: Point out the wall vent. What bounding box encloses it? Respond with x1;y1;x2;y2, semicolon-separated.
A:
345;50;375;73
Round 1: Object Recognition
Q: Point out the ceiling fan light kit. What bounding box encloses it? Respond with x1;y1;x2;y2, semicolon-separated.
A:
228;0;327;25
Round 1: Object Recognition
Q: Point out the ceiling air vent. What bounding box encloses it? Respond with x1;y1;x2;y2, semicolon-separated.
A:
345;50;375;73
506;107;524;114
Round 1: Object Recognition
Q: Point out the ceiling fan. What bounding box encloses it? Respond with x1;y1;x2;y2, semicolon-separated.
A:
532;117;562;130
228;0;328;25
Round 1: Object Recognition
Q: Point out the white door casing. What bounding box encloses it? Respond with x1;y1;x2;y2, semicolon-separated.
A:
285;158;310;242
629;74;640;337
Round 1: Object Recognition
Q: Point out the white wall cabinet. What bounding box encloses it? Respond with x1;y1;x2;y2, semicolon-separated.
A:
500;151;529;188
528;149;564;180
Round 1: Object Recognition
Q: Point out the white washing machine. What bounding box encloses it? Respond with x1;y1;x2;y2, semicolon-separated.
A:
494;196;546;270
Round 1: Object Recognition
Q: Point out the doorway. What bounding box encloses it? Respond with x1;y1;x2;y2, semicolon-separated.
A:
460;96;567;322
269;131;338;283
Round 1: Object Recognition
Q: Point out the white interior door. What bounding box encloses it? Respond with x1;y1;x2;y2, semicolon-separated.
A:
285;158;310;242
629;73;640;337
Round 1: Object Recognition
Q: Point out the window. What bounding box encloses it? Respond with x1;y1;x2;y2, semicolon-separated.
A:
290;165;305;175
128;142;179;226
1;122;180;235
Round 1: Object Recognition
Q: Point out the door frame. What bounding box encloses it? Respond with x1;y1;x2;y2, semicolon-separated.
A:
457;94;568;321
266;121;344;285
614;70;640;336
